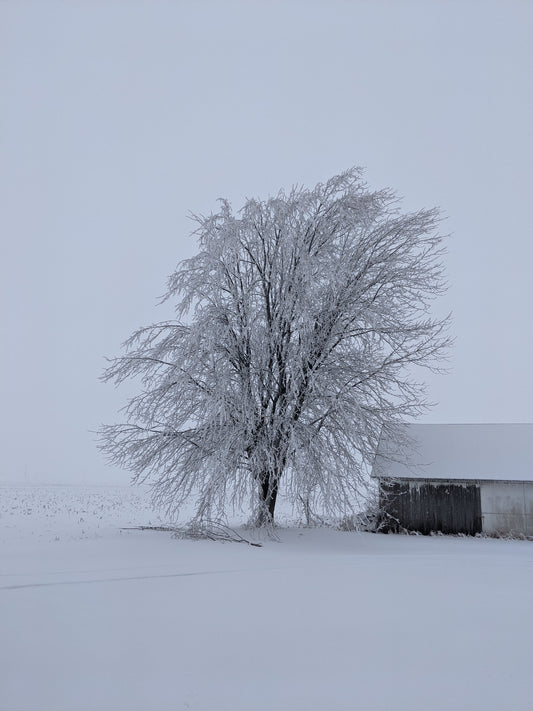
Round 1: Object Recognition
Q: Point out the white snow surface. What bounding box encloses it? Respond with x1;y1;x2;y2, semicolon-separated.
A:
1;484;532;711
373;423;533;481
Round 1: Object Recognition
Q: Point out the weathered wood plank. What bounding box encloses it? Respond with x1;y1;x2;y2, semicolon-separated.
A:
380;481;482;535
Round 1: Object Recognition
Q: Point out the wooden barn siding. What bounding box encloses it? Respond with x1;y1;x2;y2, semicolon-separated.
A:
380;480;482;535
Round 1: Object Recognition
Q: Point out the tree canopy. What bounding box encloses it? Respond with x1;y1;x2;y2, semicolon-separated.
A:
100;169;449;525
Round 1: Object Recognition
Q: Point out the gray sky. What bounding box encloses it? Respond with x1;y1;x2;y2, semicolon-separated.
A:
1;1;532;484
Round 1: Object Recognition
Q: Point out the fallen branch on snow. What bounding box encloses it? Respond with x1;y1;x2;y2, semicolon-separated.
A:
121;521;262;547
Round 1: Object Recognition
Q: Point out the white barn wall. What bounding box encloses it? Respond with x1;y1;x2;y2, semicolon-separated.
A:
480;482;533;536
525;484;533;536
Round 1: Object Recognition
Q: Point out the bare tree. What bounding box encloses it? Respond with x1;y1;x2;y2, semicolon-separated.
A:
100;169;450;525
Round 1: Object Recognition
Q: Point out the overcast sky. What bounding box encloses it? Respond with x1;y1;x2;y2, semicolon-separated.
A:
1;1;532;484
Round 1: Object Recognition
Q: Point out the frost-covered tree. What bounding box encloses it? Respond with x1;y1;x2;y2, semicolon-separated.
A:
100;169;449;525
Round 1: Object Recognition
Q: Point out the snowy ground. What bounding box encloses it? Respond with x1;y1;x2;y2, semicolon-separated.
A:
1;484;532;711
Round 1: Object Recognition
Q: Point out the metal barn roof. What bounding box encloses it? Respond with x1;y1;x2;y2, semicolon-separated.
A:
372;423;533;482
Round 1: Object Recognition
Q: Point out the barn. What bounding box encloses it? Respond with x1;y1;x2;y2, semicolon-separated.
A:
372;423;533;536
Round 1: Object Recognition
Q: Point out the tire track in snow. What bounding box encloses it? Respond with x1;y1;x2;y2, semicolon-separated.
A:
0;565;291;591
0;568;248;590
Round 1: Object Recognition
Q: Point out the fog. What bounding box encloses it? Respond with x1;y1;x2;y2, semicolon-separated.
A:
2;1;532;484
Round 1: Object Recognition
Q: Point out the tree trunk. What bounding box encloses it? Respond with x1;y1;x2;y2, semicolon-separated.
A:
255;472;279;526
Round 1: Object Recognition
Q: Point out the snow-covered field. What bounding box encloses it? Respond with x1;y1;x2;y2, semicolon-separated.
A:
1;484;532;711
